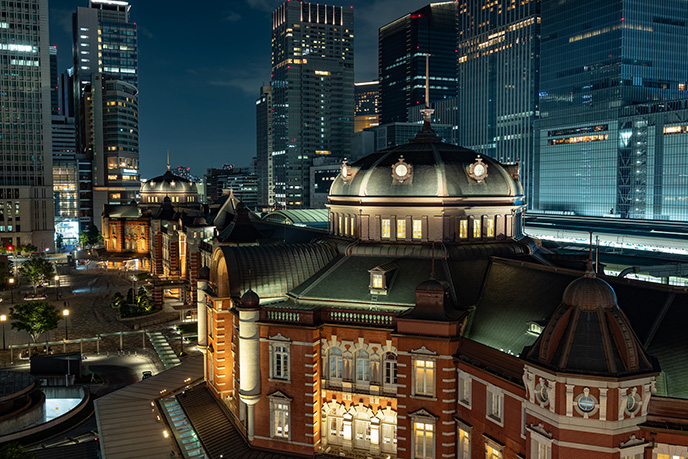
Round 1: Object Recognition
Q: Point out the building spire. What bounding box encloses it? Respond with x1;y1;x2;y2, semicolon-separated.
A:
420;54;434;123
166;149;170;172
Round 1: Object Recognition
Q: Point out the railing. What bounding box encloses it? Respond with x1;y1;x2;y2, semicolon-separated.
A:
265;310;301;323
326;310;395;327
260;307;396;328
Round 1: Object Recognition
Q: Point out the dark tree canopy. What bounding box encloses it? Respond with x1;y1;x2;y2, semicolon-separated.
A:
79;225;103;248
17;257;55;295
9;301;61;343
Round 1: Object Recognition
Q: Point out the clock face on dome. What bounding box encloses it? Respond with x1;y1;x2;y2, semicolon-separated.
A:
392;156;412;184
468;156;489;183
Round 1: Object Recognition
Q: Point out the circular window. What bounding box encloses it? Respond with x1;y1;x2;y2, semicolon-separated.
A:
538;386;548;403
578;396;595;412
626;391;641;414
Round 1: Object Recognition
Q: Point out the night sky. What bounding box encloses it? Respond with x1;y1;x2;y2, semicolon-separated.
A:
49;0;432;180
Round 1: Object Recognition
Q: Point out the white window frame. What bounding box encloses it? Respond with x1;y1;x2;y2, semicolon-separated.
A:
411;412;436;459
413;358;436;397
530;430;552;459
458;370;472;408
355;349;371;385
381;218;391;238
457;419;471;459
269;340;290;382
397;218;406;239
484;436;504;459
413;219;422;239
269;394;291;440
486;384;504;426
328;347;343;381
384;352;397;387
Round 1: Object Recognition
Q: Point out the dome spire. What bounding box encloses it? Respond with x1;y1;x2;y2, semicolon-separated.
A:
420;53;434;124
166;149;170;172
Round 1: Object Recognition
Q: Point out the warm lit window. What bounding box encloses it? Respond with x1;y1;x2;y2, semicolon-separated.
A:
414;359;435;396
458;423;471;459
414;422;434;459
486;218;495;237
339;214;342;235
350;216;355;236
372;273;383;289
397;219;406;239
381;219;391;238
459;220;468;239
413;219;422;239
344;216;349;235
485;439;503;459
472;219;481;238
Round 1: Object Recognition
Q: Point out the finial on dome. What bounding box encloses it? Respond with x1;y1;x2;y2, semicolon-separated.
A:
420;53;435;124
166;149;170;172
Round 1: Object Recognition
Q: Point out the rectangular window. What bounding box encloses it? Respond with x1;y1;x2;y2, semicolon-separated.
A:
381;219;391;238
413;219;422;239
472;219;481;238
273;402;290;438
344;216;349;235
372;273;383;289
414;422;434;459
458;426;470;459
458;371;471;407
486;386;503;424
414;359;435;396
350;216;355;236
339;214;342;234
397;219;406;239
486;442;503;459
384;353;397;385
486;218;495;237
271;343;290;380
459;219;468;239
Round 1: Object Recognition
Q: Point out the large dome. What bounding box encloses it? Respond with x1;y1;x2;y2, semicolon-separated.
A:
140;170;199;206
330;130;523;202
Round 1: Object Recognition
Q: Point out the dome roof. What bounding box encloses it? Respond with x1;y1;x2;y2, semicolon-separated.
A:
524;271;656;377
192;216;207;226
330;127;522;201
141;170;197;194
562;273;617;311
239;289;260;308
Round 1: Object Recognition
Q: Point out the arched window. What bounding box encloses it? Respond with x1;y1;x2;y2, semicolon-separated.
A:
353;412;371;450
139;239;146;251
356;350;370;384
327;408;344;445
329;347;343;380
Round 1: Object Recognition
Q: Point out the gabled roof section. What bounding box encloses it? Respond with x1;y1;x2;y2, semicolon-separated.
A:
103;203;141;219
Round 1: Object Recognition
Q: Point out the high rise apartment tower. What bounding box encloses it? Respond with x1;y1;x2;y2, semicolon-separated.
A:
269;0;354;208
0;0;54;251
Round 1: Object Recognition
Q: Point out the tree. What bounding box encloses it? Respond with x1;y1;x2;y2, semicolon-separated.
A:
9;301;61;343
18;257;55;295
55;233;64;253
79;225;103;248
0;442;37;459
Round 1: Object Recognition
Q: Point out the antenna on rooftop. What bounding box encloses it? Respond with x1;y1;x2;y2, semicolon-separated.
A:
166;149;170;172
420;54;434;123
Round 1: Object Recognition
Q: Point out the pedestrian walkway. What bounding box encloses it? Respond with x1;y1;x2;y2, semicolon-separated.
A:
160;396;205;458
147;331;181;369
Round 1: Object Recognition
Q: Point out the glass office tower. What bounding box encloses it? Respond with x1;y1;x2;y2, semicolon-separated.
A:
269;1;354;208
0;0;55;251
378;2;459;125
534;0;688;220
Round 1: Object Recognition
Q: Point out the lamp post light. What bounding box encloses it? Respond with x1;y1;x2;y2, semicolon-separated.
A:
0;314;6;350
54;275;60;300
8;277;14;303
63;309;69;341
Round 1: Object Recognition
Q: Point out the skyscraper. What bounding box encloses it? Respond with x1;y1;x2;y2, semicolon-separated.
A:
73;0;139;228
354;81;379;132
0;0;54;251
378;2;459;125
256;85;274;208
456;0;540;173
268;0;354;208
533;0;688;220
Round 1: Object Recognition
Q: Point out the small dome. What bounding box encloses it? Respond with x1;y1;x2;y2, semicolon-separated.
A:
197;266;210;280
193;216;207;226
240;289;260;308
562;273;617;311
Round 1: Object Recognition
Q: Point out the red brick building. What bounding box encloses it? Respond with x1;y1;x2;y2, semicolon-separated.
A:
198;119;688;459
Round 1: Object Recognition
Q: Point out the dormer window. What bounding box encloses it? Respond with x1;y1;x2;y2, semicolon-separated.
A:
527;322;544;336
369;263;398;294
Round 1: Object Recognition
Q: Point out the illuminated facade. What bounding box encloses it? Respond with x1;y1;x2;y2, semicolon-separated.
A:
378;2;459;125
456;0;540;184
256;85;274;207
533;0;688;218
52;115;79;248
354;81;379;132
197;120;688;459
268;0;354;208
73;0;139;229
0;0;55;252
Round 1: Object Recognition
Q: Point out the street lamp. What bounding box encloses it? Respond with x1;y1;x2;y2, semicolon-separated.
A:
0;314;6;350
8;277;14;303
54;275;60;300
63;309;69;341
